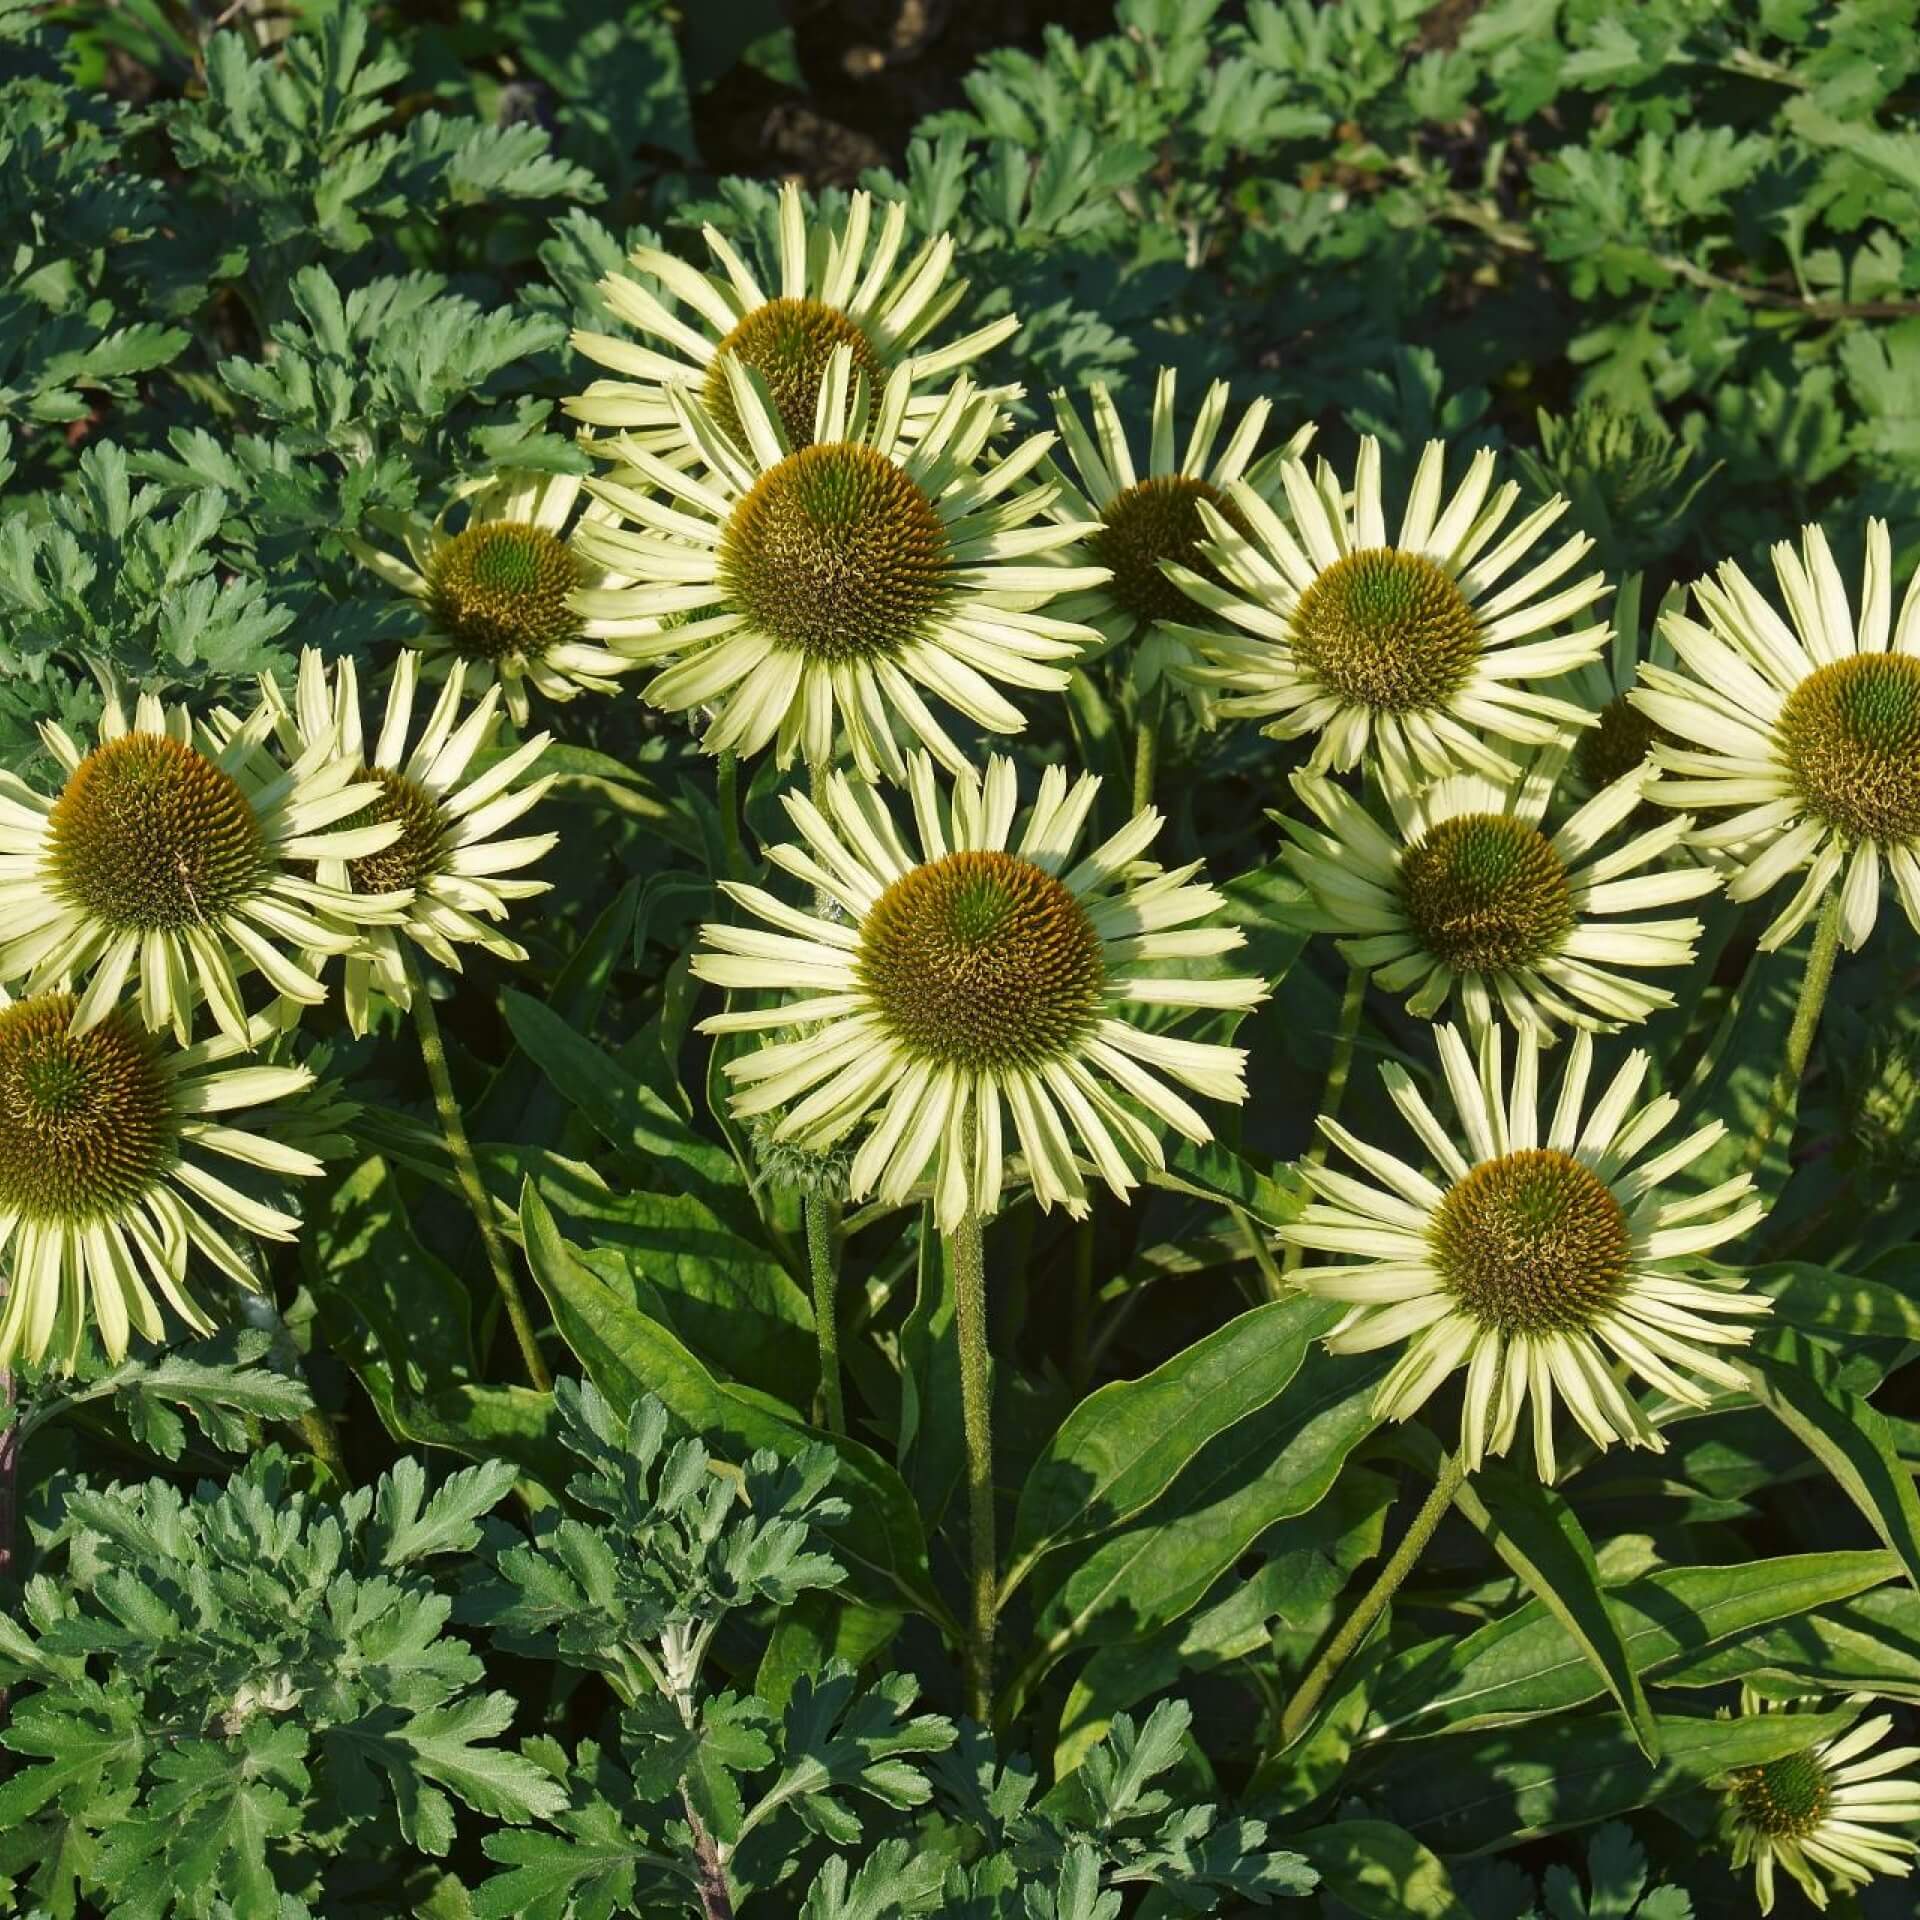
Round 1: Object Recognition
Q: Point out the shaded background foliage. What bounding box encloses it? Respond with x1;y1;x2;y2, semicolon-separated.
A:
7;0;1920;1916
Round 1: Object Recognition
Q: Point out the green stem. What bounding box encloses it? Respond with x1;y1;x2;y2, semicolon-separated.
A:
0;1363;15;1589
1281;964;1368;1277
0;1359;12;1732
407;955;553;1392
950;1211;996;1723
1745;888;1844;1176
1276;1441;1467;1748
1235;1204;1287;1302
805;1192;845;1435
716;748;747;887
1131;687;1162;816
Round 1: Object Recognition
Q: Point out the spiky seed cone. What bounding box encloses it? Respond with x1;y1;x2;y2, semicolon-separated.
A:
1397;813;1576;974
1778;652;1920;844
858;850;1107;1072
1733;1752;1832;1841
47;734;264;932
427;521;585;665
703;297;886;451
1575;696;1660;793
1430;1148;1631;1335
1090;476;1252;628
1288;548;1482;713
0;995;174;1222
719;443;952;663
345;768;450;896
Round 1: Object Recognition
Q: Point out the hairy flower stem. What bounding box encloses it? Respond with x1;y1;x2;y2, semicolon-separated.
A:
1281;965;1368;1278
716;747;748;887
950;1211;997;1722
1745;888;1844;1176
407;954;552;1392
805;1191;845;1434
0;1368;12;1579
1132;686;1163;815
1277;1438;1468;1748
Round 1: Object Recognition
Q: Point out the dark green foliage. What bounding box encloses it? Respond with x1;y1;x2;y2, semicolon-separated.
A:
4;3;1920;1916
0;1447;562;1916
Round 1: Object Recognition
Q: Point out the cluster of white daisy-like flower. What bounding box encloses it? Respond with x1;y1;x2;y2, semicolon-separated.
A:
0;652;556;1370
332;189;1920;1504
12;183;1916;1906
499;193;1917;1893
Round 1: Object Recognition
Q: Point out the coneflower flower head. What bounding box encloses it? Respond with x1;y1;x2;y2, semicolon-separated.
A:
347;469;641;727
1282;1020;1769;1481
1165;434;1610;784
567;180;1019;458
570;350;1108;782
0;692;406;1047
0;989;322;1371
1637;517;1920;951
1042;368;1314;694
691;752;1265;1229
1721;1692;1920;1913
1277;734;1718;1038
265;649;558;1034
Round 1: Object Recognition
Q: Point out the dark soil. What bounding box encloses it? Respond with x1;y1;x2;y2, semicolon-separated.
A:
692;0;1130;183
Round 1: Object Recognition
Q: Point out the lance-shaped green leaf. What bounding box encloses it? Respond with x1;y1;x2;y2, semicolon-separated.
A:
502;989;747;1219
1748;1260;1920;1341
1671;919;1808;1206
1007;1352;1385;1721
1292;1821;1475;1920
519;1183;944;1624
1004;1295;1339;1599
304;1156;572;1490
1742;1327;1920;1589
471;880;640;1144
1151;1137;1303;1230
1663;1582;1920;1699
1373;1705;1856;1854
1452;1468;1658;1759
1372;1549;1896;1737
535;1153;816;1405
1055;1472;1390;1774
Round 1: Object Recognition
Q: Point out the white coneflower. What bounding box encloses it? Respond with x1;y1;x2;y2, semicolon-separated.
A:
1281;1021;1769;1481
0;990;322;1371
1041;369;1314;694
690;752;1264;1229
1163;435;1609;781
1635;517;1920;951
1724;1693;1920;1914
347;469;638;727
569;353;1108;781
267;650;557;1035
1277;739;1718;1038
0;694;403;1047
566;180;1018;457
